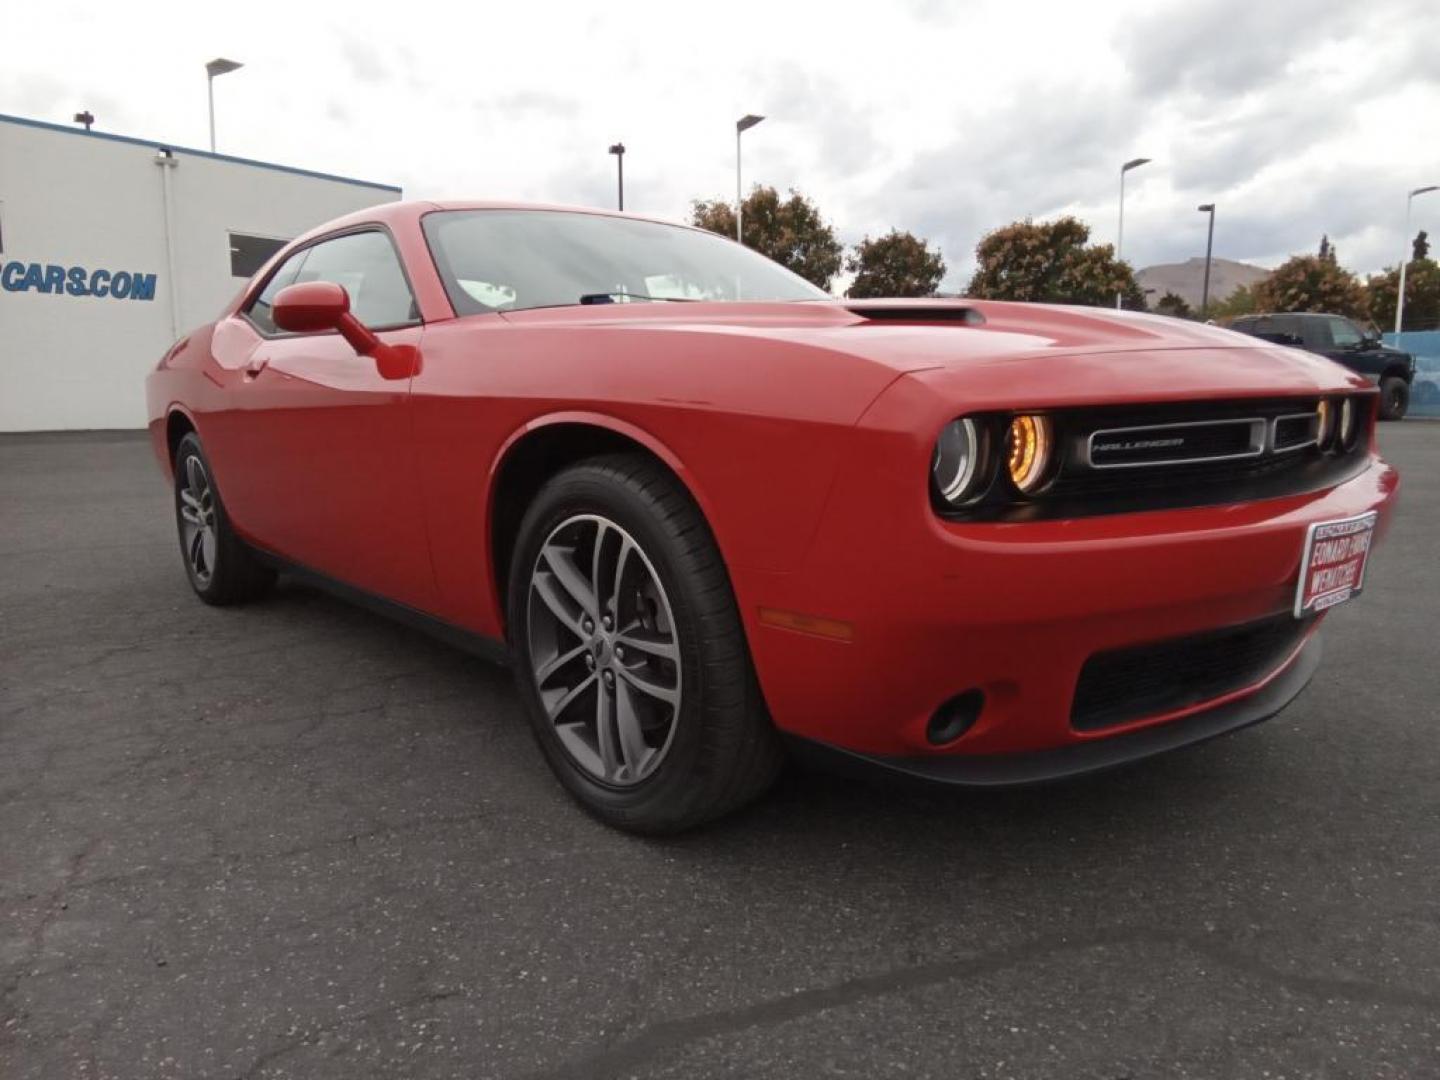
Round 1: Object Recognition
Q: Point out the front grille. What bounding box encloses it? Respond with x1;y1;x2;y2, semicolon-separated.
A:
942;396;1371;521
1071;616;1308;732
1088;418;1261;468
1273;412;1319;452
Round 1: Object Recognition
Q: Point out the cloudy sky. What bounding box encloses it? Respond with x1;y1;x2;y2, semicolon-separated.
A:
6;0;1438;291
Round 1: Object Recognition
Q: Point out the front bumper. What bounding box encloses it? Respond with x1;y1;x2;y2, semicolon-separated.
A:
788;633;1320;787
737;452;1398;765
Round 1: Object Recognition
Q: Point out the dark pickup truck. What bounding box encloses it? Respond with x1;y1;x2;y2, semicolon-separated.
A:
1228;312;1416;419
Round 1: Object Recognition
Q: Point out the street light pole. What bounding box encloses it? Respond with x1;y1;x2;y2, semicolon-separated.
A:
205;58;244;153
1116;156;1151;309
1396;184;1439;334
1197;203;1216;318
608;143;626;211
735;114;764;244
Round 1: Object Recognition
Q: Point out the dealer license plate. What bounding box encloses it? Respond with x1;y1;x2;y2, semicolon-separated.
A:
1293;512;1377;618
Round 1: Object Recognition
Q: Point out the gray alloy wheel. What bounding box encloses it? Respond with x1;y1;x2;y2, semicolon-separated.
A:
507;453;784;833
178;454;219;587
527;513;682;786
172;432;274;606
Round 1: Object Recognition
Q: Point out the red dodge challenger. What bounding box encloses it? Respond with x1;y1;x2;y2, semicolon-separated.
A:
146;201;1399;832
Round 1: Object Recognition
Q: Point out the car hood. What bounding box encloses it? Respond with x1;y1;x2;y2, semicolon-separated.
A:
1374;344;1413;360
496;298;1369;404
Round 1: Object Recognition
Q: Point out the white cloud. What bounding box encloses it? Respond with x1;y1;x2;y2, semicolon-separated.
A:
4;0;1438;291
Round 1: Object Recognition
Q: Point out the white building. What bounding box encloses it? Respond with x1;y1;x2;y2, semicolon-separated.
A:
0;113;400;431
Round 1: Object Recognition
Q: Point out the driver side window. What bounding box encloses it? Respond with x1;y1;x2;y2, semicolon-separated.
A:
1300;318;1334;350
292;231;419;329
245;249;307;335
1329;317;1362;348
244;230;419;336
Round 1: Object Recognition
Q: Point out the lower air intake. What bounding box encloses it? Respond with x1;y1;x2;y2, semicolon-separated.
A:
1071;616;1309;732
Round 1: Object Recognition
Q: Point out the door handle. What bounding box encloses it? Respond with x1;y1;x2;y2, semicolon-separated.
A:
243;358;268;380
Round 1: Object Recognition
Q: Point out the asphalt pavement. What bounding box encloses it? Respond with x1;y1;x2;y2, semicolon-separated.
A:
2;425;1438;1079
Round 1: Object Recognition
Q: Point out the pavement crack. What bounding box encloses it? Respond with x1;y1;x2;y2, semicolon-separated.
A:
0;835;103;1024
522;925;1440;1080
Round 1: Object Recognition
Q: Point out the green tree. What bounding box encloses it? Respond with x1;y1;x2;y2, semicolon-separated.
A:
1154;291;1192;319
845;230;946;298
1253;254;1367;318
691;186;843;291
1366;258;1440;331
1208;283;1260;322
966;216;1145;308
1414;230;1430;262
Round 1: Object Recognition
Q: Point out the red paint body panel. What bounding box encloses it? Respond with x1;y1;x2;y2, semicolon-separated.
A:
146;201;1400;766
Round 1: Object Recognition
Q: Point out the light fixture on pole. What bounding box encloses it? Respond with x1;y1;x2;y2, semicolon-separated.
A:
73;110;95;132
1116;156;1151;309
205;58;244;153
1197;203;1216;318
735;114;764;244
608;143;626;211
1396;184;1438;334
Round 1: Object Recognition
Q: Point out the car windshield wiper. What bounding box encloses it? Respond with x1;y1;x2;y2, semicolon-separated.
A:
577;292;699;305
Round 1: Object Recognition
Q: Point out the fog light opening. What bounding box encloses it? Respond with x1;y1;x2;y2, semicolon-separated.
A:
926;688;986;746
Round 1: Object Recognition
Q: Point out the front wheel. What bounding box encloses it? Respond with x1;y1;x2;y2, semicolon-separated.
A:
173;432;274;605
507;455;783;833
1378;376;1409;420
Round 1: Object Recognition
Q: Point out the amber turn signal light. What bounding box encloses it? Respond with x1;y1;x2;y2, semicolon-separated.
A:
1316;399;1336;449
758;607;855;642
1005;414;1054;494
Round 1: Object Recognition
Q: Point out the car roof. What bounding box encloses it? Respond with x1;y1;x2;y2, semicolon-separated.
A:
292;199;705;246
1241;312;1333;320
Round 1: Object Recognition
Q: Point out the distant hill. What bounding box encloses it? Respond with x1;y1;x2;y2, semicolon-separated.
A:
1136;257;1269;309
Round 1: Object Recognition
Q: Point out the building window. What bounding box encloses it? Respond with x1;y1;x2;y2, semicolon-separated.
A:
229;233;289;279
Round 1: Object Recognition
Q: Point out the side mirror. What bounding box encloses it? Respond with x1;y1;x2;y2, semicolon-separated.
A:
271;281;416;380
273;280;351;334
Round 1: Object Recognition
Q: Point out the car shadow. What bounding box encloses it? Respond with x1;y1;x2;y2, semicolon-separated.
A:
653;723;1298;893
255;571;1296;883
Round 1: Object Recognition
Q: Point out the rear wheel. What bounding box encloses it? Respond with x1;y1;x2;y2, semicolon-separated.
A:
507;454;783;833
173;432;274;605
1379;376;1409;420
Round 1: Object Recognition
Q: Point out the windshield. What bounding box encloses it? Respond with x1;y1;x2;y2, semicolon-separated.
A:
422;208;828;315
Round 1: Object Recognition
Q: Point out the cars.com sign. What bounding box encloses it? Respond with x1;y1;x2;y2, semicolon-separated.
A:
1;260;158;301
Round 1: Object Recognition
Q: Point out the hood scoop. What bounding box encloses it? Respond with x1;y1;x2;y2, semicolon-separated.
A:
844;304;986;326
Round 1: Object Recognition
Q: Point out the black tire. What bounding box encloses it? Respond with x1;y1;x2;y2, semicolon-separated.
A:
507;454;783;833
173;432;275;605
1378;376;1409;420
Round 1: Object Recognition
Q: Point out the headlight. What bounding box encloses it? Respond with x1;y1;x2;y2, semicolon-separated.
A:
1316;399;1335;449
1338;397;1357;450
1005;414;1055;494
932;418;987;505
